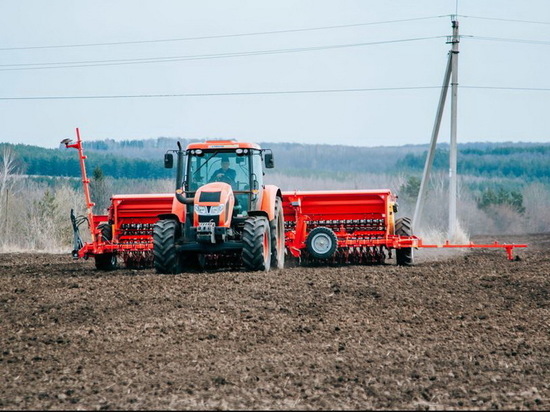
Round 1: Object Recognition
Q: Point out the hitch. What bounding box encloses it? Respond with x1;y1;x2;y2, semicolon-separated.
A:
70;209;85;259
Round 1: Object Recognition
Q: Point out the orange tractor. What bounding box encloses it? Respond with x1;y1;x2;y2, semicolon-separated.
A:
64;129;526;271
152;139;285;273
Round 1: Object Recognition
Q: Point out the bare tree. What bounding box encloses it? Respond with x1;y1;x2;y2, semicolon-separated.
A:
90;166;110;214
0;147;19;242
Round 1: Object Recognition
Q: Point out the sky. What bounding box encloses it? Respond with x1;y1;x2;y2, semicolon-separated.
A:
1;0;549;148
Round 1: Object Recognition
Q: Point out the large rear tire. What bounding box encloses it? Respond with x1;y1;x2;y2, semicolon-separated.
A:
242;216;271;271
95;223;117;270
395;217;414;266
270;197;285;269
153;219;183;274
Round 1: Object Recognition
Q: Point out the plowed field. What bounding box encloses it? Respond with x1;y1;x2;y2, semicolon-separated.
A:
1;233;548;410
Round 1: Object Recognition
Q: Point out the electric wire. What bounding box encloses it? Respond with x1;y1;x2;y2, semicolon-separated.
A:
1;85;549;101
465;36;550;46
3;34;544;73
1;14;547;98
461;86;550;92
0;15;447;51
458;14;550;26
0;86;442;100
0;36;446;71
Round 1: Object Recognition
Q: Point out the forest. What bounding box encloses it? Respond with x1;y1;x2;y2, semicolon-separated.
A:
1;138;549;252
3;138;549;183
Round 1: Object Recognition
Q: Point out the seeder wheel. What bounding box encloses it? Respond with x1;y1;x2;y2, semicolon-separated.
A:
94;223;117;271
306;227;338;260
395;217;414;266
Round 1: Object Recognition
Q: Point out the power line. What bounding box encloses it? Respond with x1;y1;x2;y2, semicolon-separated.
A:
1;85;549;101
5;34;545;73
0;36;445;71
461;85;550;91
0;15;447;51
0;86;443;100
458;14;550;26
466;35;550;46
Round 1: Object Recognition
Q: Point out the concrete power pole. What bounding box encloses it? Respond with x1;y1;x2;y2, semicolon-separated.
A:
448;19;460;239
413;17;460;239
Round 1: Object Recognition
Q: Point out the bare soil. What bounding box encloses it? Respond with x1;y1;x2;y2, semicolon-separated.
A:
1;233;548;410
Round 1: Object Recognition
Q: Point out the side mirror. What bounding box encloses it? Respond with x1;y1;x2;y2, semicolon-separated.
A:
264;152;274;169
164;153;174;169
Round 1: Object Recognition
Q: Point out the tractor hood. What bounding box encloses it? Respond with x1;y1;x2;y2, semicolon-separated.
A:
193;182;235;228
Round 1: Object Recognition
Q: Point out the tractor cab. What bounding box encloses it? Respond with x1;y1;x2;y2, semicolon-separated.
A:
187;146;258;216
165;140;274;218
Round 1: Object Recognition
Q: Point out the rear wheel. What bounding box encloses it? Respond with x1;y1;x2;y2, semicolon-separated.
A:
270;197;285;269
306;227;338;260
95;223;117;270
242;216;271;271
153;219;183;274
395;217;414;266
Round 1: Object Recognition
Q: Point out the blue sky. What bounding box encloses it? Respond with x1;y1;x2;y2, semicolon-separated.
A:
1;0;549;148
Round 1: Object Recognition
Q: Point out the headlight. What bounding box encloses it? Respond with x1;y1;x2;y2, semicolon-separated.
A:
194;205;208;215
209;204;225;215
194;204;224;215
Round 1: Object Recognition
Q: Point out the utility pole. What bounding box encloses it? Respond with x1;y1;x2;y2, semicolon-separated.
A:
448;18;460;239
413;17;460;239
412;52;452;233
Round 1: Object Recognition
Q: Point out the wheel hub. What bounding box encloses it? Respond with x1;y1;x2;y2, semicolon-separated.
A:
312;234;332;254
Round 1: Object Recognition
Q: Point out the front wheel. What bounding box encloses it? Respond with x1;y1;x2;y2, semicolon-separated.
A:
153;219;183;274
242;216;271;271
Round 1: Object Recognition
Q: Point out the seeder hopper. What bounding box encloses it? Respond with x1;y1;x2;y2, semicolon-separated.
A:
64;129;526;271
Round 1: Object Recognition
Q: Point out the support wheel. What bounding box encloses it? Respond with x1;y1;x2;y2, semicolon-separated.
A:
306;227;338;260
153;219;183;274
242;216;271;271
95;223;117;270
270;197;285;269
395;217;414;266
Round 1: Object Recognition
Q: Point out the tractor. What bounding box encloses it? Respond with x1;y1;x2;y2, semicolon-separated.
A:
153;140;285;273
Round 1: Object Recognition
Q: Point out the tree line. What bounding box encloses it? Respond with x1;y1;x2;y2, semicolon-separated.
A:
2;140;549;183
0;143;173;180
400;146;550;181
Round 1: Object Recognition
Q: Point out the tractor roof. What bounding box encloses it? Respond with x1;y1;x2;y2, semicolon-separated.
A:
186;140;262;150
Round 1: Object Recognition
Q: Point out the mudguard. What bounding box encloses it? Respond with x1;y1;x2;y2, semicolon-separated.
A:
157;192;186;223
259;185;282;221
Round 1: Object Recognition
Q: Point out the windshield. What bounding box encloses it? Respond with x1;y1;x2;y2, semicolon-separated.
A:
186;151;251;192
